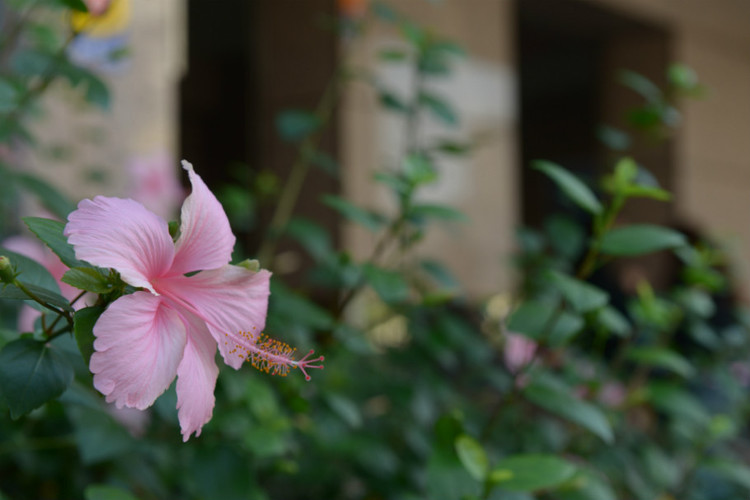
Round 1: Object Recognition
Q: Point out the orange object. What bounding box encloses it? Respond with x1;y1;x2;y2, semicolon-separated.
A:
337;0;368;19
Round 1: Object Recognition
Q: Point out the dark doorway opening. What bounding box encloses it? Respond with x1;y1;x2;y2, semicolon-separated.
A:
516;0;673;229
179;0;340;263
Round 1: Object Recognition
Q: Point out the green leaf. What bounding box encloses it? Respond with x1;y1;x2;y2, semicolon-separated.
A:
83;72;110;110
400;21;426;48
84;485;138;500
380;91;409;112
430;40;466;57
626;347;695;378
362;263;410;304
285;217;332;261
0;338;74;418
491;454;577;492
10;49;53;77
547;311;585;347
623;184;672;201
597;125;630;151
23;217;83;268
599;225;687;256
326;394;362;428
276;110;321;142
310;151;339;176
533;161;602;215
604;159;671;201
69;404;135;464
677;288;715;318
427;414;479;500
595;306;631;337
0;79;19;113
419;91;459;125
557;470;616;500
668;63;699;90
507;300;583;346
371;1;398;22
1;282;73;314
74;306;104;365
0;282;73;312
420;259;460;289
269;282;335;331
379;49;408;62
59;0;88;11
11;173;76;218
507;300;555;340
646;382;710;427
418;50;450;76
547;270;609;313
62;267;112;294
409;204;467;223
642;445;680;489
619;70;662;103
57;62;110;109
524;378;614;443
612;157;638;189
322;195;386;232
544;215;585;260
455;434;488;482
27;23;61;51
626;106;663;129
687;321;720;350
703;461;750;491
434;139;472;156
374;171;409;196
403;153;438;185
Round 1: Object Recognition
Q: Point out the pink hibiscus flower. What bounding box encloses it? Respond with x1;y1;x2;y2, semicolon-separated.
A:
503;332;537;374
126;151;185;220
64;161;322;441
83;0;113;16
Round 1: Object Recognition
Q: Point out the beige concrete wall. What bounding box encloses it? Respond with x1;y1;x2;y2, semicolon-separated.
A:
340;0;519;297
26;0;184;201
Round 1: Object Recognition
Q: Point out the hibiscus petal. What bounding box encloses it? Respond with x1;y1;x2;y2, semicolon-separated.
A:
90;292;187;409
159;265;271;369
169;161;235;275
176;312;219;441
65;197;174;293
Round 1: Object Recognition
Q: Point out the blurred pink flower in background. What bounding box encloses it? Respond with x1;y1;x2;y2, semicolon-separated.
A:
2;236;81;332
84;0;113;16
106;405;150;437
598;381;626;408
730;362;750;387
126;152;185;220
503;332;537;374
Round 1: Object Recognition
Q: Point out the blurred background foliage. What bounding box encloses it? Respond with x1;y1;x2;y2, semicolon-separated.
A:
1;1;750;500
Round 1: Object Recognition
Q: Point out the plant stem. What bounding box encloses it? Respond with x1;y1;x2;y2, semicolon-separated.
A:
45;290;85;335
334;213;408;316
0;0;41;73
13;280;71;324
1;30;78;138
577;194;625;279
46;324;72;340
257;63;349;267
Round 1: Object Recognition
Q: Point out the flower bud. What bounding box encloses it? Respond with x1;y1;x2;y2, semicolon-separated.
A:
237;259;260;272
168;220;180;240
0;256;16;284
